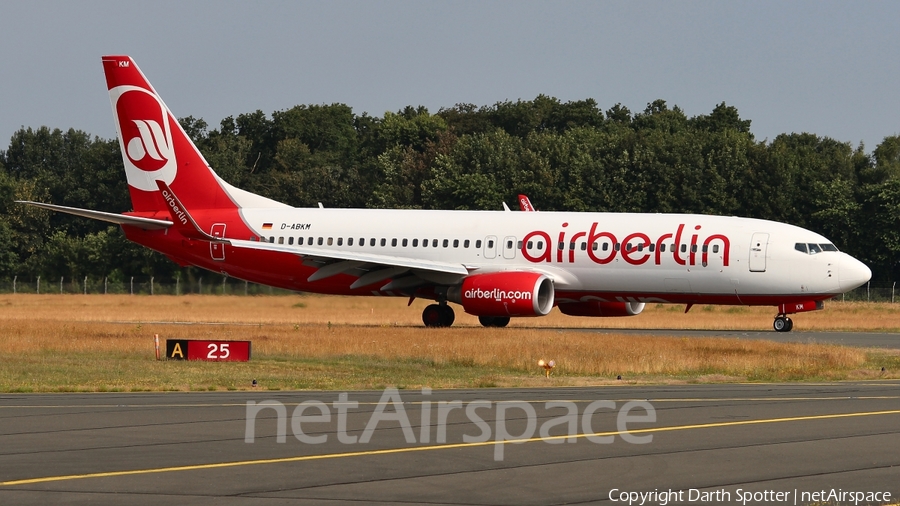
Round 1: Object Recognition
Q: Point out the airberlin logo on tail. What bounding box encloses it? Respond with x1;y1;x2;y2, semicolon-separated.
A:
126;119;171;168
109;85;177;191
521;223;731;267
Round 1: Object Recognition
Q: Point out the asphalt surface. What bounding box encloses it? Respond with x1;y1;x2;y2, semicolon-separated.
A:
2;383;899;505
574;329;900;349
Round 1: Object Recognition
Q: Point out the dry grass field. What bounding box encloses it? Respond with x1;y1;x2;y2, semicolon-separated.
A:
0;294;897;392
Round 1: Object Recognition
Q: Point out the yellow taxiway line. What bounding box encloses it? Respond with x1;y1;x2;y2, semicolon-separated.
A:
3;408;900;487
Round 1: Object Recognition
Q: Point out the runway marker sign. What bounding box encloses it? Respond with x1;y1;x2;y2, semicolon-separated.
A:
166;339;251;362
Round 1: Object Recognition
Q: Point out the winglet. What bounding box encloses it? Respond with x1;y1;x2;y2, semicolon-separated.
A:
518;194;536;212
156;180;228;243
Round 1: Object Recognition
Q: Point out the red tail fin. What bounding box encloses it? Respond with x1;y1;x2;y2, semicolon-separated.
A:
102;55;236;213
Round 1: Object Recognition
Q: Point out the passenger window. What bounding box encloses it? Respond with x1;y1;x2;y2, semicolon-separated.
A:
537;241;543;250
487;240;494;248
347;238;353;246
380;238;387;247
660;244;666;252
569;242;576;250
691;245;697;253
423;239;428;247
648;244;655;252
269;236;275;243
308;237;314;245
592;242;598;251
558;242;565;250
615;243;620;251
464;239;470;248
370;238;376;247
516;240;522;249
701;244;707;253
476;240;482;248
680;244;687;253
391;238;397;247
327;237;333;246
527;241;533;249
288;237;294;245
278;237;285;244
298;237;304;245
581;242;587;251
713;245;720;253
413;239;419;247
454;239;459;248
443;239;449;248
359;238;364;246
337;238;343;246
602;243;609;251
402;238;408;247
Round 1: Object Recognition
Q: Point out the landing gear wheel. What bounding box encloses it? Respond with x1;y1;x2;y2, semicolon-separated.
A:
423;304;443;327
439;304;455;327
479;316;511;328
423;304;455;327
773;316;793;332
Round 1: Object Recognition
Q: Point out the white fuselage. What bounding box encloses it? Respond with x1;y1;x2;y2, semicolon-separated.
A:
234;208;869;304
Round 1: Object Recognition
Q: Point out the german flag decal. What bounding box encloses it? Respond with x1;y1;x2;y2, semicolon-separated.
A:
262;223;273;230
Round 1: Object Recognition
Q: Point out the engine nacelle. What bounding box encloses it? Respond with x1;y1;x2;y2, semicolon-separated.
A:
557;301;645;317
448;272;555;317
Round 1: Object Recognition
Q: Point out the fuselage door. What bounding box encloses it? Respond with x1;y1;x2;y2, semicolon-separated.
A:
749;232;768;272
483;235;498;259
210;223;226;261
502;236;517;259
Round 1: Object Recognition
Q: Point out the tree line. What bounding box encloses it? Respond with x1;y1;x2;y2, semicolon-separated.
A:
1;96;898;286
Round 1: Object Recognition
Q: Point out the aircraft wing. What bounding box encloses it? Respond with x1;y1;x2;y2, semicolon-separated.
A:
228;238;470;289
15;201;172;230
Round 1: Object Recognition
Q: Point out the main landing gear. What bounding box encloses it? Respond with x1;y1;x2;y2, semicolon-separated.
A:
773;315;793;332
421;303;512;328
422;303;455;327
478;316;511;328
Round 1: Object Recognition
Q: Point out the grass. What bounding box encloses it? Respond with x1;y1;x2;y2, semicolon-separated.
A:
0;294;896;391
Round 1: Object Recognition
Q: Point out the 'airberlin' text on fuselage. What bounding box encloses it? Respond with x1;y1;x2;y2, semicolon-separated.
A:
521;223;731;267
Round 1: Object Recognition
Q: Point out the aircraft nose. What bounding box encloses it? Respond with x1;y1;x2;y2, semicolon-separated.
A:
839;254;871;292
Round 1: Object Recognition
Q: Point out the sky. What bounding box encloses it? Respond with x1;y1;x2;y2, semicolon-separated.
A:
1;1;898;152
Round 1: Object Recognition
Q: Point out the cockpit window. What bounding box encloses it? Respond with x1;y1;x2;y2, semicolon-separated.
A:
796;242;838;254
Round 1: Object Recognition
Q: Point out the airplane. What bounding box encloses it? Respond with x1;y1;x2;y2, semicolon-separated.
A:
18;55;872;332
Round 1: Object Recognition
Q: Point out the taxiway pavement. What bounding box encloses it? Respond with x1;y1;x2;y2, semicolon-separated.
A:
2;382;899;505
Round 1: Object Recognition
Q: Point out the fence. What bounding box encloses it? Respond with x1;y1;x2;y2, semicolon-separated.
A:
2;276;297;296
0;277;895;302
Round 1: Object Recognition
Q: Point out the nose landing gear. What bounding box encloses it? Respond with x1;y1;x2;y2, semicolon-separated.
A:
773;315;793;332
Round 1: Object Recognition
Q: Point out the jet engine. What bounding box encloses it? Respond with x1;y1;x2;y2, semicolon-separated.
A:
447;271;554;317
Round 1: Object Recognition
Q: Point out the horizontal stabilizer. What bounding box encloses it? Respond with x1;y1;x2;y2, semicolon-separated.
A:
15;201;172;230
